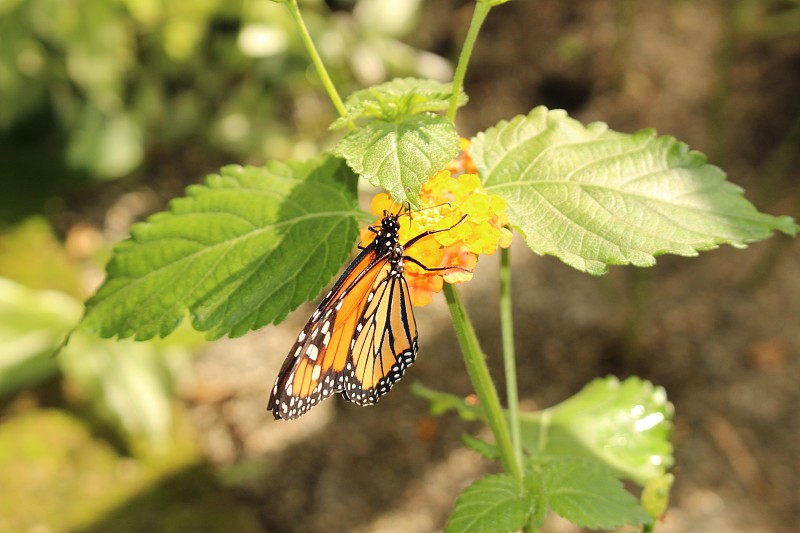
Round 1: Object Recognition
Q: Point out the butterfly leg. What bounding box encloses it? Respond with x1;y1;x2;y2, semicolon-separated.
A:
403;214;472;274
404;255;471;273
358;224;382;250
402;214;468;249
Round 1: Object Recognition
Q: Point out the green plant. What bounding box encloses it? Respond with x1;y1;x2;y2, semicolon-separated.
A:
75;0;797;531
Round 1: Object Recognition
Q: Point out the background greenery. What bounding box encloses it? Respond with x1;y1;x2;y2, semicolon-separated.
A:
1;0;798;532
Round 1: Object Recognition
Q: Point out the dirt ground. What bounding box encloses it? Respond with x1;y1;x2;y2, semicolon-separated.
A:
77;1;800;532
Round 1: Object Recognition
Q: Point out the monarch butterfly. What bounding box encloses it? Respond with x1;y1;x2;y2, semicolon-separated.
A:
268;207;467;420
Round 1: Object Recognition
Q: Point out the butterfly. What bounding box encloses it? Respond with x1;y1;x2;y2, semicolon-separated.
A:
268;207;467;420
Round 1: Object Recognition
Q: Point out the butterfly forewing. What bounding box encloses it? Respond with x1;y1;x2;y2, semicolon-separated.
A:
268;248;390;420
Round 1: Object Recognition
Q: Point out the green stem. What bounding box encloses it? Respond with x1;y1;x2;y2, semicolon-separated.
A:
443;283;522;483
283;0;349;120
447;2;492;122
499;246;523;473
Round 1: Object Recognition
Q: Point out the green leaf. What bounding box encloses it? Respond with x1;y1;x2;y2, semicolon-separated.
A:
471;107;799;275
537;457;651;529
446;474;532;533
80;155;360;340
461;433;500;461
520;376;674;485
60;333;188;451
411;382;483;420
330;77;467;129
0;279;81;397
334;114;460;207
415;377;673;486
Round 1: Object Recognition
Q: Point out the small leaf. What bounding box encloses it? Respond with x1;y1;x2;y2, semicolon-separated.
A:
471;107;799;275
461;433;500;461
520;376;674;485
334;114;459;206
446;474;532;533
539;457;651;529
411;382;483;420
80;155;360;340
330;77;467;129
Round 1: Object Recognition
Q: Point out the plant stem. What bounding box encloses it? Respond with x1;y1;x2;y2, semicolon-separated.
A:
499;246;523;474
448;2;492;122
283;0;349;120
443;283;522;483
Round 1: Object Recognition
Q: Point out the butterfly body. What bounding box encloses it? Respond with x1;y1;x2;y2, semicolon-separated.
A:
268;210;465;420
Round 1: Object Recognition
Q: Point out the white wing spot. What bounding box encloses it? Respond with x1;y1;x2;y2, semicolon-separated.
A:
306;344;319;361
311;365;322;381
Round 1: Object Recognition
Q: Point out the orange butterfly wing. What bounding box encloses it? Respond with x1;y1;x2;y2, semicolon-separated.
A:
344;274;417;405
268;243;418;420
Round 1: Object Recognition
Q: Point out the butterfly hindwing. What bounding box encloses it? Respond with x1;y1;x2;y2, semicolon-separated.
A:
343;274;418;406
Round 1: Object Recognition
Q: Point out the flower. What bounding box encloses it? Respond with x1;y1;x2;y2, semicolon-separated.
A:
362;146;512;306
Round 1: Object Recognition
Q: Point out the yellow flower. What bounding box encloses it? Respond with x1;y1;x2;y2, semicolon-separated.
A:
362;152;512;307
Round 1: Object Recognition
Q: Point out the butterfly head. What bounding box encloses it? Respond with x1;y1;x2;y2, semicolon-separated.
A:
379;213;401;235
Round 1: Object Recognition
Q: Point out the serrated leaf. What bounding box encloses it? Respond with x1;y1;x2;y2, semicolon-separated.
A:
334;114;459;206
80;155;360;340
330;77;467;129
471;106;799;275
538;457;651;529
520;376;674;485
446;474;532;533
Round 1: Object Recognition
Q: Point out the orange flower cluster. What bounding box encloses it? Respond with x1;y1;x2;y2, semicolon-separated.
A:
362;147;512;307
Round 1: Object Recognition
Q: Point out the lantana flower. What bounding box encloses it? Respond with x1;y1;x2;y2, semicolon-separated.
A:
362;147;512;307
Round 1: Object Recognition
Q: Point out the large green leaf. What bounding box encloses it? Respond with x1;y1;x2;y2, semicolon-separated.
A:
334;113;460;207
80;155;360;340
471;107;798;275
521;376;674;485
537;457;651;529
446;474;532;533
414;376;673;486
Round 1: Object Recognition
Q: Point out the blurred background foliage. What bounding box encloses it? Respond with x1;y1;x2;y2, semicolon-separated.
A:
0;1;449;530
0;0;448;221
